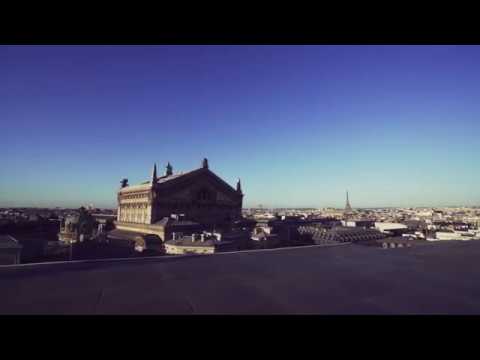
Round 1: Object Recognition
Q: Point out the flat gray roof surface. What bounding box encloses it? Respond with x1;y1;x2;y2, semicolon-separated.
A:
1;241;480;314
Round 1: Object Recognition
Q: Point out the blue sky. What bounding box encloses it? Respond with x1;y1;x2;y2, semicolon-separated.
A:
1;45;479;208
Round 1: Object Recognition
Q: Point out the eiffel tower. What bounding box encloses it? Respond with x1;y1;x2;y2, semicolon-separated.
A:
344;190;354;219
345;190;353;212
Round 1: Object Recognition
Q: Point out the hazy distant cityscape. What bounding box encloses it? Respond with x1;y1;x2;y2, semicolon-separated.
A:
2;185;480;266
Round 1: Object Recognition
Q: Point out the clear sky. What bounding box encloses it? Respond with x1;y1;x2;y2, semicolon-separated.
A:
1;45;479;209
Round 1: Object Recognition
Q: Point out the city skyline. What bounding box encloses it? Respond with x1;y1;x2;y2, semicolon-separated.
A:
1;45;480;208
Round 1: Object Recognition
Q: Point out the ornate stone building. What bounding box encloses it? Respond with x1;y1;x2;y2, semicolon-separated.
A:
115;158;244;241
58;207;97;244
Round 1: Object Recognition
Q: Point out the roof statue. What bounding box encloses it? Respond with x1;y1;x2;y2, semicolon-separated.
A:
165;162;173;176
120;178;129;188
202;158;209;169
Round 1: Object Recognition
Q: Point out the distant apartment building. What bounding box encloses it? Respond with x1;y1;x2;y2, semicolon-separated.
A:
164;231;244;255
374;222;408;236
402;220;428;231
433;230;477;241
342;220;375;229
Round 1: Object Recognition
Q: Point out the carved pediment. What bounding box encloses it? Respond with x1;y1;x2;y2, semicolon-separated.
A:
156;169;240;204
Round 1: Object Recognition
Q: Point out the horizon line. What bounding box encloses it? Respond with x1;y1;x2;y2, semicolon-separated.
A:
1;205;479;210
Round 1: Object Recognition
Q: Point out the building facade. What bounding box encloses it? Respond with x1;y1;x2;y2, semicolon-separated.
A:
58;208;97;244
164;231;245;255
115;159;244;241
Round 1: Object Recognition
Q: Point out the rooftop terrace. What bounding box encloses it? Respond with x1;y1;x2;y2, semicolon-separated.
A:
1;241;480;314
